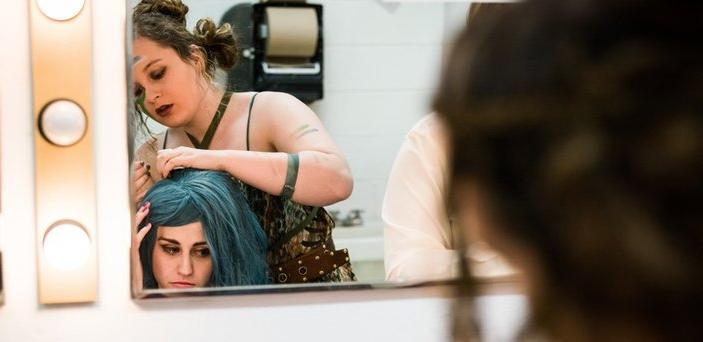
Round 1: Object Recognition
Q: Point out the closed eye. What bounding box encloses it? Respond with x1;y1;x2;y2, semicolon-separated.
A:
150;67;166;80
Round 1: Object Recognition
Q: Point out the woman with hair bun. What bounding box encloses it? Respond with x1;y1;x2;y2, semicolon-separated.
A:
130;0;355;284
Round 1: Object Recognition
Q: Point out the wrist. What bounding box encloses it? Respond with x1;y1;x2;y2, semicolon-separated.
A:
214;150;233;173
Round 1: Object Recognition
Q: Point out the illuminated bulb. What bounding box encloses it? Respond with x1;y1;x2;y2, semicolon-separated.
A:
36;0;85;21
39;100;87;146
43;222;91;271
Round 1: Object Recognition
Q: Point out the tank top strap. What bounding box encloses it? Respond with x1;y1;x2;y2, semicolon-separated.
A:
188;91;233;150
162;129;169;150
246;92;259;152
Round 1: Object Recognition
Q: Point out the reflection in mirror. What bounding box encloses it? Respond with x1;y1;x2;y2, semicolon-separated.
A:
128;0;520;297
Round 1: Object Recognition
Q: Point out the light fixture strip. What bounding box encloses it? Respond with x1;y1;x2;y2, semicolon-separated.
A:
29;0;97;304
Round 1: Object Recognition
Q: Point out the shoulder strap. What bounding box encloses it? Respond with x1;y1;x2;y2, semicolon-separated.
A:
187;91;232;150
162;130;169;150
246;92;259;152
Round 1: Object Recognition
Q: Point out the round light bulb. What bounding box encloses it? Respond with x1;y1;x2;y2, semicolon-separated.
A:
43;222;91;271
39;100;87;146
36;0;85;21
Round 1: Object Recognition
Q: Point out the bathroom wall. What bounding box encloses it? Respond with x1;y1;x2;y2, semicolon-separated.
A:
313;0;447;228
0;0;451;341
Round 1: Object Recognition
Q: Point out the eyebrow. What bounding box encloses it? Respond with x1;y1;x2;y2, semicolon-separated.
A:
157;237;208;247
141;58;162;72
157;237;180;245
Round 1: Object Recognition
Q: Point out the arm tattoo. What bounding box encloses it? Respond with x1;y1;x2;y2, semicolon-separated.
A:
292;124;319;139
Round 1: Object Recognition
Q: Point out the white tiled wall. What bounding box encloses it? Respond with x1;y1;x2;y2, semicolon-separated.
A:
134;0;467;230
313;1;449;228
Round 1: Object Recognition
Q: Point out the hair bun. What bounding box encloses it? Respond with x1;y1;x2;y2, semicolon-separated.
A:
193;18;239;70
134;0;189;26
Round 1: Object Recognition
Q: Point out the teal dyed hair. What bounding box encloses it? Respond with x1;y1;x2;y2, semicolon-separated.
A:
138;169;269;288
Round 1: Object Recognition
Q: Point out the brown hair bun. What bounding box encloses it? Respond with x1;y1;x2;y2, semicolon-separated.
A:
133;0;188;27
193;18;239;71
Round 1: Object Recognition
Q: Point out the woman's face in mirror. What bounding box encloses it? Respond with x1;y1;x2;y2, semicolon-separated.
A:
152;221;213;289
132;37;203;128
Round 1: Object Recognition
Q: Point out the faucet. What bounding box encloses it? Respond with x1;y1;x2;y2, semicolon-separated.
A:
340;209;364;227
329;210;341;224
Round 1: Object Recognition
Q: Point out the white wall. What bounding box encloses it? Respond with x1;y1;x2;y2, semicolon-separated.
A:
313;0;445;228
0;1;454;341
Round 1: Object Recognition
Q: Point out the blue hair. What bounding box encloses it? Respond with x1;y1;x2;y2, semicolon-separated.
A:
138;169;269;288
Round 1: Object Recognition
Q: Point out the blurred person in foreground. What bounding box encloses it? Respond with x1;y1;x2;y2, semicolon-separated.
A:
434;0;703;340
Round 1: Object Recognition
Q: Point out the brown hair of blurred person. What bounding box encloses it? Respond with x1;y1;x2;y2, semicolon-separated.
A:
436;1;703;340
451;3;517;341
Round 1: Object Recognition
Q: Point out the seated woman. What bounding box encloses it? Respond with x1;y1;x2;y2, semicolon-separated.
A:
132;169;269;291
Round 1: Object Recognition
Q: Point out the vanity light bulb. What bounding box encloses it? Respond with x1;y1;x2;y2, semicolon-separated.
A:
43;223;91;271
36;0;85;21
39;100;87;146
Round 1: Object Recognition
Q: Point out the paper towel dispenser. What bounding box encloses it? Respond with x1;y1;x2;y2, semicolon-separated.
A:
222;1;323;104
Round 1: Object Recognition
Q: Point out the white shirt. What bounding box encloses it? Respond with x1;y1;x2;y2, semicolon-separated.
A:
383;114;459;281
383;115;518;282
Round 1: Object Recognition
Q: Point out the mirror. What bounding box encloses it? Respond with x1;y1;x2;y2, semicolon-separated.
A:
128;0;519;298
